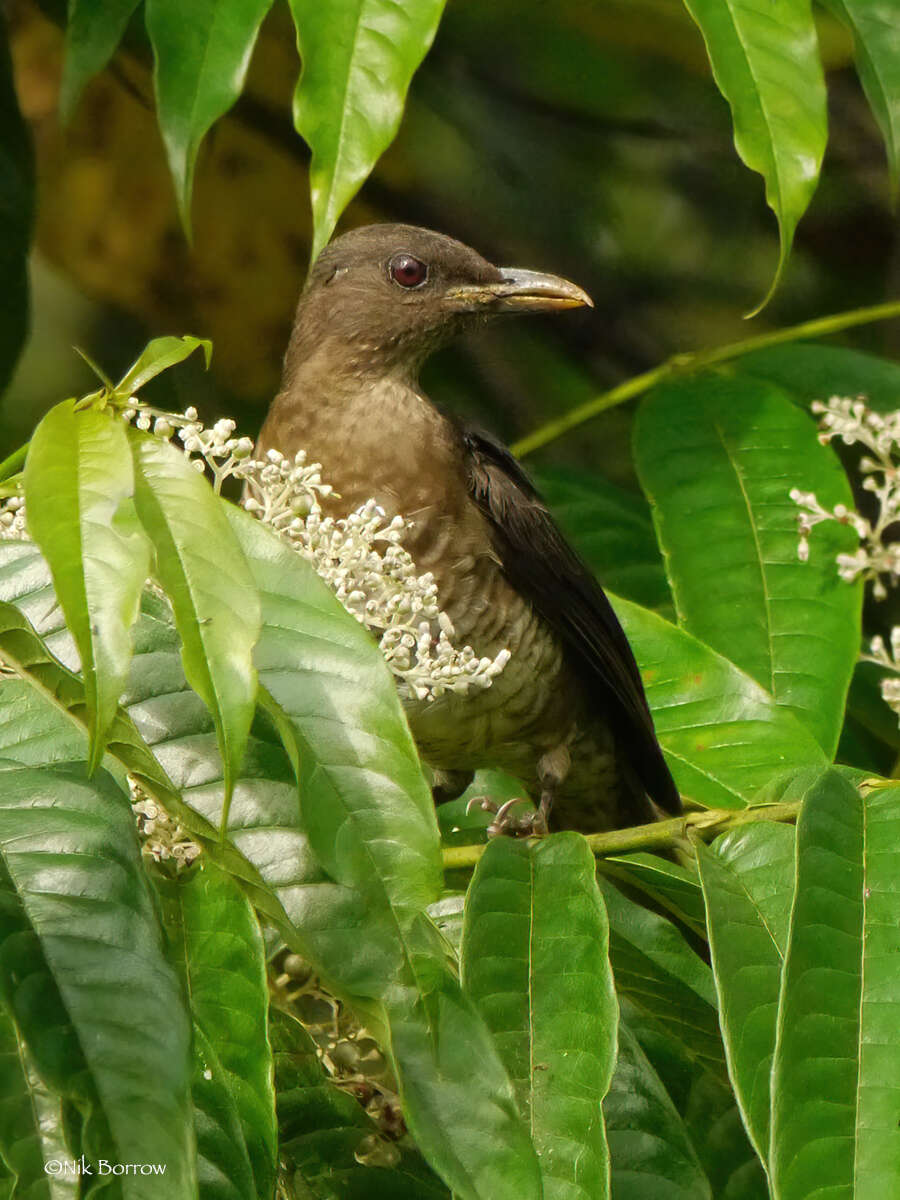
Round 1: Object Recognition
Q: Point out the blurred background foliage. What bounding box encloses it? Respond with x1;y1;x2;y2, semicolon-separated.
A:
2;0;899;486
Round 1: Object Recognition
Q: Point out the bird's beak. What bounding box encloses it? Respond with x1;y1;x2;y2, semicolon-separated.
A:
447;268;593;313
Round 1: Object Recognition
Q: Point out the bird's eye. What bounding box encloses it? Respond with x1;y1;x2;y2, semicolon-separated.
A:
389;253;428;289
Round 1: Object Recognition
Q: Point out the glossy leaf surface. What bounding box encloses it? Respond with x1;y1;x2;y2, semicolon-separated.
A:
771;774;900;1198
679;0;826;306
635;373;861;756
24;402;150;769
288;0;448;257
461;834;617;1200
60;0;141;119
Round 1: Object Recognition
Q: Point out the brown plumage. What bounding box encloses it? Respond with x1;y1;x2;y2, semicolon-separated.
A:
259;224;680;832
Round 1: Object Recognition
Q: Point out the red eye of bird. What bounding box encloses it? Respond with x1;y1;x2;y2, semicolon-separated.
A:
389;253;428;288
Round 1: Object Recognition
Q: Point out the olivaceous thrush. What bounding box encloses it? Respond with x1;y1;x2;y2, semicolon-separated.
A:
259;224;680;833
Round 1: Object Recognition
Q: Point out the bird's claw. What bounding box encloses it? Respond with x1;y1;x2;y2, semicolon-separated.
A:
466;795;546;838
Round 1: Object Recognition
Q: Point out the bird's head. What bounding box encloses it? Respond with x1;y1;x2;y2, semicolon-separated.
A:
285;224;593;379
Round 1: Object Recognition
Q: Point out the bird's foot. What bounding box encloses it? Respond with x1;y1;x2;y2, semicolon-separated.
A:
465;795;547;838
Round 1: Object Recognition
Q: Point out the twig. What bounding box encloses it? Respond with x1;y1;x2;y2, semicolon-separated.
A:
440;801;801;871
512;298;900;457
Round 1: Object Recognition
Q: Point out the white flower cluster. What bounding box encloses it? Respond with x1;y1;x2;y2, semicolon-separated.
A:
0;494;26;540
157;410;511;703
129;775;202;867
792;394;900;725
139;405;511;702
790;396;900;600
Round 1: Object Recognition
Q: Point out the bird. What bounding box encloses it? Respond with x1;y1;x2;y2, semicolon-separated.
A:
258;223;680;833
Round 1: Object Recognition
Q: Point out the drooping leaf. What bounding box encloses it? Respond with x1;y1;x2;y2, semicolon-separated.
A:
0;763;196;1198
634;373;861;757
819;0;900;198
24;402;150;770
129;429;260;816
604;1021;712;1200
536;466;672;612
611;594;827;808
153;862;277;1200
114;335;212;396
60;0;141;121
0;14;33;394
145;0;274;228
679;0;827;309
461;834;618;1200
770;773;900;1197
696;820;796;1163
288;0;449;258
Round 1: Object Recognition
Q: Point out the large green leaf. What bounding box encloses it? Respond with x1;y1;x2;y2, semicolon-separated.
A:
599;878;726;1082
461;834;618;1200
604;1021;712;1200
288;0;448;258
696;820;796;1165
535;467;672;612
634;373;861;757
129;430;260;815
153;862;276;1200
0;17;32;395
60;0;141;120
679;0;826;307
145;0;274;226
819;0;900;197
0;763;195;1197
611;595;827;808
770;774;900;1198
24;402;150;770
737;343;900;412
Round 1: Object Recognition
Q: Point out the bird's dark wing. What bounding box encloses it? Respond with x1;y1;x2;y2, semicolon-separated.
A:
461;426;680;815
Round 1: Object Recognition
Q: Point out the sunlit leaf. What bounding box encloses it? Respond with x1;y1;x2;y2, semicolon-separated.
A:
24;402;150;770
679;0;827;309
145;0;274;228
288;0;448;258
115;335;212;396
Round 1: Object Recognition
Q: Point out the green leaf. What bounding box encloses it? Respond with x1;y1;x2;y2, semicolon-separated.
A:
0;763;196;1197
598;854;707;939
288;0;449;258
130;430;260;816
536;467;672;612
461;833;618;1200
770;773;900;1197
611;594;827;808
635;373;861;757
145;0;274;229
60;0;141;121
695;820;796;1164
24;402;150;771
604;1021;712;1200
0;19;32;394
737;342;900;412
114;335;212;396
190;1024;256;1200
819;0;900;198
599;878;727;1082
153;862;276;1200
0;1004;76;1200
679;0;827;309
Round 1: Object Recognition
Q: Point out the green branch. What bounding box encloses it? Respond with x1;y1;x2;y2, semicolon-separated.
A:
441;801;801;871
513;297;900;457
